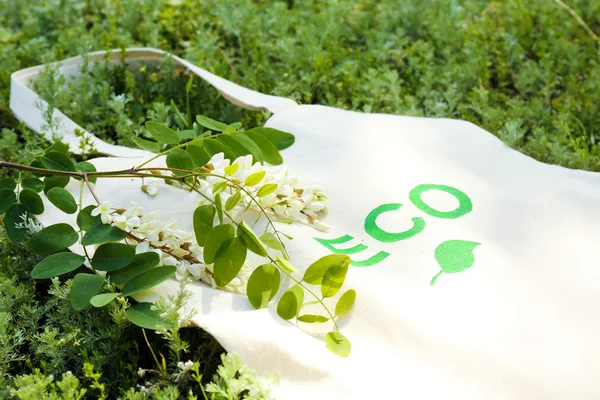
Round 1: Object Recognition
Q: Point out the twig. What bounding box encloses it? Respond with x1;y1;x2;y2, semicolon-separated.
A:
552;0;599;44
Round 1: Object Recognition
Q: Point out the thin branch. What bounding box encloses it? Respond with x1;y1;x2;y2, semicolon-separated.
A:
552;0;599;44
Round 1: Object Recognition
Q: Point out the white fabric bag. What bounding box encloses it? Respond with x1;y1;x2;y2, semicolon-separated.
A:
10;48;600;400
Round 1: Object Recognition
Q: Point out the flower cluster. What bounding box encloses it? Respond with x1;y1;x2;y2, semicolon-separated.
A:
188;153;329;230
91;201;249;293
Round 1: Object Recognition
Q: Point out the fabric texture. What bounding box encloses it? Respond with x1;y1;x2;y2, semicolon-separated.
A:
10;49;600;399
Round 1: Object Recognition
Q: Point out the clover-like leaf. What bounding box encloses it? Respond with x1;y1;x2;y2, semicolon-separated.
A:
20;189;44;214
196;115;227;132
41;151;76;172
203;224;235;264
108;252;160;285
27;223;78;254
247;264;280;309
276;285;304;320
47;187;77;214
126;302;171;330
0;189;16;214
238;220;268;257
248;127;295;150
32;252;85;279
145;121;179;144
166;148;194;175
214;238;247;287
325;331;351;357
90;293;119;307
303;254;350;285
70;273;105;310
321;261;348;298
43;175;70;193
430;240;480;285
132;136;161;152
122;266;176;296
81;224;127;246
298;314;329;323
91;243;135;271
335;289;356;317
21;178;44;192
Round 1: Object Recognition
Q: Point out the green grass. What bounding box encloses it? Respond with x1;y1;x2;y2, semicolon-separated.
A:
0;0;599;397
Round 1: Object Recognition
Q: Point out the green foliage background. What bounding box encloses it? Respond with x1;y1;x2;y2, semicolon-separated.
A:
0;0;599;397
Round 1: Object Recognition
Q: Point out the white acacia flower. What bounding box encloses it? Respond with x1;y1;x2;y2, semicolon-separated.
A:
141;185;158;196
113;215;141;232
175;260;205;280
91;201;112;224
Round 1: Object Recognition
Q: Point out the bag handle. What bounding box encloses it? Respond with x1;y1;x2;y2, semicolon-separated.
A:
10;47;298;157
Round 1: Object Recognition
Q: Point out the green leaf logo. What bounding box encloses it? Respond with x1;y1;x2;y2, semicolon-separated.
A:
430;240;480;285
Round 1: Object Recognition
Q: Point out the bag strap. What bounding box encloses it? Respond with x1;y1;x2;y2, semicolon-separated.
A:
10;47;298;157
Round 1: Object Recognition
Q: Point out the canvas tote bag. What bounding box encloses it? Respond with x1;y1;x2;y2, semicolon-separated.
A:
10;48;600;399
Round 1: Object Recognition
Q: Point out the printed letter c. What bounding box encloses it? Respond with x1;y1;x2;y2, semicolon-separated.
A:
364;203;425;243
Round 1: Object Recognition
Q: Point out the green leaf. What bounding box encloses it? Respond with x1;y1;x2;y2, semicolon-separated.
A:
245;131;283;165
27;223;78;254
214;194;224;224
46;141;69;154
214;238;247;287
230;132;264;163
25;144;44;155
225;190;241;211
19;189;44;214
298;314;329;323
43;175;70;193
32;252;85;279
76;205;101;231
47;187;77;214
335;289;356;317
203;224;235;264
196;115;227;132
81;224;127;246
132;136;161;152
186;75;194;93
276;254;298;273
186;144;210;168
21;178;44;193
4;204;29;243
193;205;216;246
41;151;76;172
218;135;252;159
430;240;481;285
178;129;197;141
145;121;179;144
75;161;97;184
325;331;351;357
166;148;194;175
91;243;135;271
260;232;284;252
90;293;118;307
238;220;268;257
70;273;105;310
244;171;266;187
0;189;16;214
0;178;16;191
203;138;236;161
276;285;304;320
249;127;295;150
108;252;160;285
247;264;280;309
303;254;350;285
212;181;228;195
126;303;170;330
256;183;278;198
321;261;348;298
122;266;176;296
